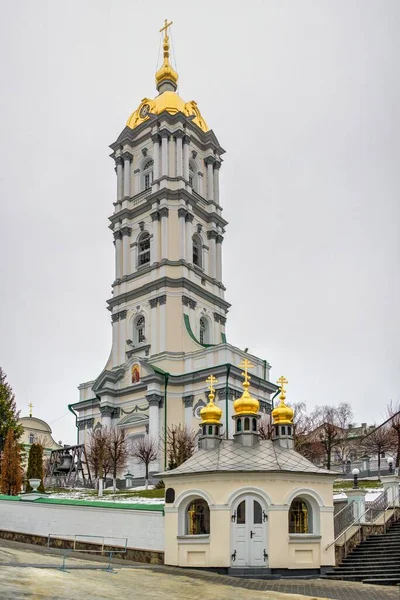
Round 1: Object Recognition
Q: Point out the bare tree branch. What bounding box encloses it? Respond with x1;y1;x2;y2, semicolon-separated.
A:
166;425;196;469
130;435;158;489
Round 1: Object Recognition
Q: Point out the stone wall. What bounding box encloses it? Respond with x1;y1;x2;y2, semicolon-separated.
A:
0;497;165;563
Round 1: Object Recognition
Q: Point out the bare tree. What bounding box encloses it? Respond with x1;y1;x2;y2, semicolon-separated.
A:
362;424;395;476
387;401;400;468
86;427;110;496
166;425;196;470
309;403;353;470
130;435;158;489
259;413;272;440
107;428;129;492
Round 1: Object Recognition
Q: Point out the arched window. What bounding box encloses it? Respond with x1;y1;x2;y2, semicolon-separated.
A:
237;418;242;432
143;159;154;191
192;234;202;268
189;161;197;191
138;232;150;265
252;418;257;432
289;497;311;534
186;498;210;535
199;317;208;344
244;417;250;431
134;315;146;344
29;433;34;444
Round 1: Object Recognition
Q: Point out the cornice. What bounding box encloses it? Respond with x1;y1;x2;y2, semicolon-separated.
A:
107;275;231;312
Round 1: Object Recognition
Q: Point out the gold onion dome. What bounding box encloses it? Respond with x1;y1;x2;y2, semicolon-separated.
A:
126;20;209;133
272;376;294;425
233;359;260;415
200;375;222;424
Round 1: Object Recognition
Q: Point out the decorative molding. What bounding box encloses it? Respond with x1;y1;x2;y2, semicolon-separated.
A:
185;213;194;223
122;151;133;162
158;207;169;218
149;298;158;309
182;295;197;309
141;147;148;156
133;168;140;174
149;294;167;308
115;156;123;166
183;134;191;145
120;226;132;237
216;234;224;244
100;406;114;418
151;133;161;144
197;223;202;233
112;407;121;419
192;150;197;159
214;161;222;170
183;395;194;408
213;312;226;325
139;221;145;231
207;230;218;240
146;393;164;408
151;211;160;222
160;129;170;139
113;230;122;241
204;156;215;165
173;130;184;139
178;208;187;219
119;310;127;320
111;313;120;322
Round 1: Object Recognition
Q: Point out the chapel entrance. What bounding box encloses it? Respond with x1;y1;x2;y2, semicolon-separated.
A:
231;495;268;567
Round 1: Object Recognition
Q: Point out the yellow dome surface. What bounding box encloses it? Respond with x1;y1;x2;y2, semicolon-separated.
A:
126;93;209;132
200;397;222;424
272;401;294;425
233;387;260;416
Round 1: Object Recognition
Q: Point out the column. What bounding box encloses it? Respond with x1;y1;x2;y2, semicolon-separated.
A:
203;244;209;273
205;156;215;201
100;406;113;430
131;242;138;270
121;227;132;276
118;309;127;364
213;161;221;204
178;208;187;259
116;156;124;201
114;231;123;280
216;234;223;282
159;207;169;259
175;131;183;177
161;131;169;177
183;135;190;181
197;171;204;197
133;168;140;195
152;133;161;180
207;230;217;278
123;152;133;198
147;394;164;471
78;422;85;445
185;213;194;263
346;489;367;524
151;211;160;263
183;395;194;428
111;313;119;366
381;474;400;507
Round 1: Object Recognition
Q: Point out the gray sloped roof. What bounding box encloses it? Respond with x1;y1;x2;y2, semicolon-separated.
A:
160;439;336;477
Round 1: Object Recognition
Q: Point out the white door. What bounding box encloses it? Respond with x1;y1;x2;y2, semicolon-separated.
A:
231;496;268;567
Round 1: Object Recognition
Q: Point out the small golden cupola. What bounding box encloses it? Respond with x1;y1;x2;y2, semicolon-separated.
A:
232;359;261;446
272;376;295;449
199;376;223;450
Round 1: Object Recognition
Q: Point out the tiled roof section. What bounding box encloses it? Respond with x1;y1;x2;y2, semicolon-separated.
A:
160;439;335;477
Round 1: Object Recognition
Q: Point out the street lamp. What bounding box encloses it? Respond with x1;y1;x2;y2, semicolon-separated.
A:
352;467;360;489
387;456;394;474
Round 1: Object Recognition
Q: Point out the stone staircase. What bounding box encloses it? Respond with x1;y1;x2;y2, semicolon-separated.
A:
324;520;400;585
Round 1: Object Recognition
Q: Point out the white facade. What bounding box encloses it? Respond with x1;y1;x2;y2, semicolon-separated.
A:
72;45;278;478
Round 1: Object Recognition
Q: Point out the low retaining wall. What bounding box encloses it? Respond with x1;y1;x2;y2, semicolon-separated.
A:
0;495;165;564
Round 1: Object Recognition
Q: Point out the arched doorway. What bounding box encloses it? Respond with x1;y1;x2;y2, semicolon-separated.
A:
231;495;268;567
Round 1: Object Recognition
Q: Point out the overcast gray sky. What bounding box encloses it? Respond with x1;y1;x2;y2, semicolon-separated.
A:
0;1;399;445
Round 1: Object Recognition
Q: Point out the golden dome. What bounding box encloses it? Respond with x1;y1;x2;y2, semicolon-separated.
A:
126;94;209;132
200;375;222;424
233;359;259;415
272;376;294;425
126;20;208;133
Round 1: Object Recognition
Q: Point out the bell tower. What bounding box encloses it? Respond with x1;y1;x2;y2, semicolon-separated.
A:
107;20;229;369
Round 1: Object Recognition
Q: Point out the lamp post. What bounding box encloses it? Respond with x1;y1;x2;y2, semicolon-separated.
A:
352;467;360;489
387;456;394;474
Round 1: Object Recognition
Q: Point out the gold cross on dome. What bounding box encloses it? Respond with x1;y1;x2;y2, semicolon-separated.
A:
239;358;255;385
160;19;173;38
206;375;218;396
277;376;288;394
28;402;33;417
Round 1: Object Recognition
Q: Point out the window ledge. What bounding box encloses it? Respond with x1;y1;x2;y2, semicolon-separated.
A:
289;534;321;544
177;535;210;545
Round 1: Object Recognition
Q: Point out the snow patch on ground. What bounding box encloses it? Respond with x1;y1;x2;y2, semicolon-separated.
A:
333;488;384;502
48;490;164;505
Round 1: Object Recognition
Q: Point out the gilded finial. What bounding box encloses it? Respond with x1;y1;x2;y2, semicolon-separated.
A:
200;375;222;424
28;402;33;417
272;376;294;425
239;358;255;389
155;19;178;91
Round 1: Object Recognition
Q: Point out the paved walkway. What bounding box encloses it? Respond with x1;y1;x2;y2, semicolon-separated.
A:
0;540;399;600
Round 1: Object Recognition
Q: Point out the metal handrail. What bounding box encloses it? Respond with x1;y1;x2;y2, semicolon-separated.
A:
326;488;400;551
47;533;128;572
334;501;355;538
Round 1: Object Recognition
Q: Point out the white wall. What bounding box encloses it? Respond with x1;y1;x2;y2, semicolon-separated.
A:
0;500;164;552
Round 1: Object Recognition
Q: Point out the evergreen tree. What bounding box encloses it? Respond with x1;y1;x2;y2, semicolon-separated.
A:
0;429;23;495
0;368;23;455
26;442;45;493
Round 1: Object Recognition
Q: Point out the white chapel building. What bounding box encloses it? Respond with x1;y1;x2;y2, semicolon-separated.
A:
71;22;278;476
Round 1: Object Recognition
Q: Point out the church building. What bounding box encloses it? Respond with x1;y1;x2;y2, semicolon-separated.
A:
71;21;278;475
